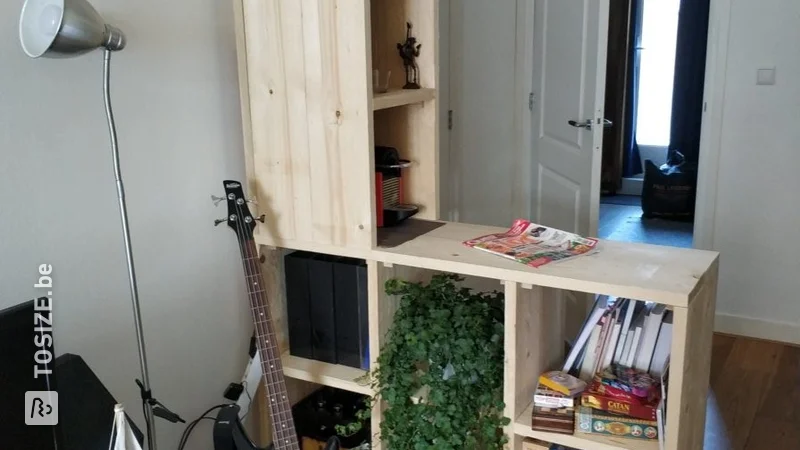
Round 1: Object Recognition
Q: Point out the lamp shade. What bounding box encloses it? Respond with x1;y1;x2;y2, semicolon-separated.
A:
19;0;125;58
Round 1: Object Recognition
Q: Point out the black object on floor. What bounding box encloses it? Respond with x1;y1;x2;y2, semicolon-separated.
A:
56;353;144;449
0;300;59;450
641;154;697;220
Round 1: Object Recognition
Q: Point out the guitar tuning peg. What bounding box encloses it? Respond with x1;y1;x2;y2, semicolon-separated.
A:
214;218;227;227
247;198;258;205
255;214;266;223
211;195;226;206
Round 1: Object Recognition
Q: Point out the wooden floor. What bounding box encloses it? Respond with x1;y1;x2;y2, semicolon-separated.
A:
705;334;800;449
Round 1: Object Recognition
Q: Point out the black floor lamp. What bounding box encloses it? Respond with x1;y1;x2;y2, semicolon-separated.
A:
18;1;182;448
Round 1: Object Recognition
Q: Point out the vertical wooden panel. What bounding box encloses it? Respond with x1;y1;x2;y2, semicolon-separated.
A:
666;259;718;450
504;282;564;450
232;0;256;199
241;0;375;250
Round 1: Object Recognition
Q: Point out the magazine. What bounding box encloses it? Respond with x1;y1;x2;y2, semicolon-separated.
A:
463;219;598;268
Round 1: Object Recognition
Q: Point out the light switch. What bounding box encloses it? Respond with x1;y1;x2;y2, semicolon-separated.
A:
757;67;776;85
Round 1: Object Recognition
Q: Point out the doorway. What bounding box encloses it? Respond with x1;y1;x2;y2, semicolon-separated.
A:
598;0;709;248
441;0;715;250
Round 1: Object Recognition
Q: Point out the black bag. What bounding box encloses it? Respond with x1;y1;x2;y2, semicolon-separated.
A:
641;151;696;220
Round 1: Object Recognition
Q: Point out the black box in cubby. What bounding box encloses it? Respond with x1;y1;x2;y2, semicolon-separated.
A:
285;252;369;369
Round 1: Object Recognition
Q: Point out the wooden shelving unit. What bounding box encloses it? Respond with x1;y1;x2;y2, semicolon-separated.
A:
233;1;719;449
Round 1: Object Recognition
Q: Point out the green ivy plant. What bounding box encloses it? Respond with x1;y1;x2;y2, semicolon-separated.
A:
366;274;509;449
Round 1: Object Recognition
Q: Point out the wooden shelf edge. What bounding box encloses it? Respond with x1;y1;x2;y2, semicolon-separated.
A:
372;88;435;110
281;353;373;396
513;402;659;450
255;219;718;308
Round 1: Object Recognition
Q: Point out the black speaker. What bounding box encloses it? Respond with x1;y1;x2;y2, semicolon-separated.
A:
55;353;144;450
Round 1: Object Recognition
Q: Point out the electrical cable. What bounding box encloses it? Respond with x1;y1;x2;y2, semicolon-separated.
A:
176;404;227;450
240;380;254;420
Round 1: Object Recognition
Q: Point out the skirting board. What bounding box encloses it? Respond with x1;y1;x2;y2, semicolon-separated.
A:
716;312;800;346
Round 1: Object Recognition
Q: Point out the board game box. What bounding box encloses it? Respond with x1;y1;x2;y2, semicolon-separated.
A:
576;406;659;441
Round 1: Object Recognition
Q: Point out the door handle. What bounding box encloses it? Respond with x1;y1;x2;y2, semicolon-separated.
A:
568;118;613;130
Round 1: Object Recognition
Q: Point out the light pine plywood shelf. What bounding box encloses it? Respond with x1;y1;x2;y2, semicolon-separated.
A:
372;88;436;110
281;353;372;396
514;403;659;450
374;220;717;308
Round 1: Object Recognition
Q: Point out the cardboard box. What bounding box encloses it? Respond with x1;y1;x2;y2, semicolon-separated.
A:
581;389;658;421
576;406;659;441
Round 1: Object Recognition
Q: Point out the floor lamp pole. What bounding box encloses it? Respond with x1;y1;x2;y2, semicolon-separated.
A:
103;49;157;450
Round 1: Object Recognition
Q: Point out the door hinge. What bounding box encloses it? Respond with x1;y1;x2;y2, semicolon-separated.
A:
528;92;535;111
448;110;453;130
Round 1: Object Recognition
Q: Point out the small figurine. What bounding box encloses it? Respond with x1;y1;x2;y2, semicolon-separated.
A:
397;22;422;89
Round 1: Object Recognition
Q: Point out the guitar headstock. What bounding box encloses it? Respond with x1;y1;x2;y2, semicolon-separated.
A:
222;180;256;239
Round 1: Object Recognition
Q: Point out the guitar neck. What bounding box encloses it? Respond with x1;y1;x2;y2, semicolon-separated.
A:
240;239;299;449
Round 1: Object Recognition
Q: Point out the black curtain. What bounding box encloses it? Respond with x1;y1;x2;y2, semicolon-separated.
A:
622;0;644;177
668;0;711;165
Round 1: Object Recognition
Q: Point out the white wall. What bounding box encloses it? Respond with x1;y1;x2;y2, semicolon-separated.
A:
704;0;800;344
0;1;252;448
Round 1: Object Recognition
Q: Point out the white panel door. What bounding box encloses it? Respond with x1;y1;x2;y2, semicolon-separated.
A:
448;0;519;227
531;0;609;237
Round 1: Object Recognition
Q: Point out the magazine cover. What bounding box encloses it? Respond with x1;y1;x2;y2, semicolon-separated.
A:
463;219;598;268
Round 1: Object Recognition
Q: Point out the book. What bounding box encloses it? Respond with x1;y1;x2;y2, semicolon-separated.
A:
534;385;576;408
538;371;586;397
576;406;659;441
612;299;630;363
308;255;338;363
634;304;667;372
649;311;673;377
463;219;598;268
579;324;602;380
531;405;575;435
614;300;639;364
562;297;608;373
656;399;666;450
618;330;635;367
602;322;622;371
592;314;612;375
624;306;648;367
284;251;314;359
332;258;371;370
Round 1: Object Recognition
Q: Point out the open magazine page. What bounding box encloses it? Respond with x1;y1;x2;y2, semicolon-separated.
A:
463;219;598;268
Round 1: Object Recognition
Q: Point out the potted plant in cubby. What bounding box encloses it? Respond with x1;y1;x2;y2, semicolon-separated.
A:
342;274;509;449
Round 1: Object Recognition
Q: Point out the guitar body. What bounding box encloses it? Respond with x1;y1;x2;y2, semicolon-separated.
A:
223;181;301;450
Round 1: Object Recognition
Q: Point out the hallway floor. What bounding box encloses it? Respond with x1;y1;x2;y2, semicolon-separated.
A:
705;334;800;449
598;195;693;248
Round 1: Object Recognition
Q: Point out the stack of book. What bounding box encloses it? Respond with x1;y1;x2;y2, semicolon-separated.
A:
575;363;668;444
562;298;673;380
530;372;585;435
